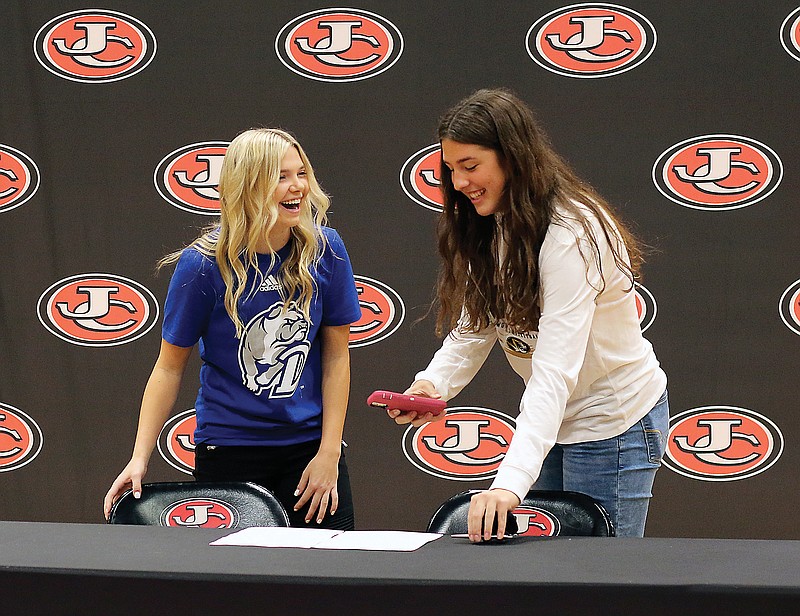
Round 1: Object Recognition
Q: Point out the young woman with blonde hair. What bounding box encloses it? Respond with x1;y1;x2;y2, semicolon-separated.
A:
387;89;668;539
104;128;361;529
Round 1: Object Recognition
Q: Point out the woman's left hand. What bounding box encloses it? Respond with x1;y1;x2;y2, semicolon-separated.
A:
468;489;521;542
294;450;340;524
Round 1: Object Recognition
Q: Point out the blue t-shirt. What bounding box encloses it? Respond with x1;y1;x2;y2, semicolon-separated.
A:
162;227;361;446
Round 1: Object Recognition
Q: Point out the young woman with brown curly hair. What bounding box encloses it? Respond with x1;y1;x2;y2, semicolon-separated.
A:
388;89;668;539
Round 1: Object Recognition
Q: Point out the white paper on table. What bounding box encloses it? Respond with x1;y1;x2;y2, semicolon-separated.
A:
311;530;442;552
210;528;442;551
210;526;341;548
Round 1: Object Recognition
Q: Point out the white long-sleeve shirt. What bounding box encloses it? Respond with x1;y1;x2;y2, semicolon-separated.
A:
415;207;667;501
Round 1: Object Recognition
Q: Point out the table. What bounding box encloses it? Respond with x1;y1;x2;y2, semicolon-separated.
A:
1;521;798;615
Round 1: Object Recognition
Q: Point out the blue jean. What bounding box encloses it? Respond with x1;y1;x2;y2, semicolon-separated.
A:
532;390;669;537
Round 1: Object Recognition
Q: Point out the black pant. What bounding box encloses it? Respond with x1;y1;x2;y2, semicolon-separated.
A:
193;439;355;530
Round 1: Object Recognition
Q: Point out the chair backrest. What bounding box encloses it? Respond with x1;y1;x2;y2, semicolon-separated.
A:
108;481;290;529
426;490;519;536
515;490;614;536
427;489;614;537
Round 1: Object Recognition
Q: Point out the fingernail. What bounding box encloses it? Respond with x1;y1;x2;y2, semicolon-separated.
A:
133;491;140;499
294;490;300;496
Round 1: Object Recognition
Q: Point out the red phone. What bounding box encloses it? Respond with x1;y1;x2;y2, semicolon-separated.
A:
367;390;447;416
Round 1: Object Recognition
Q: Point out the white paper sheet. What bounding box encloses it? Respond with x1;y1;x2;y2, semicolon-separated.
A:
210;527;442;552
210;527;340;549
313;530;442;552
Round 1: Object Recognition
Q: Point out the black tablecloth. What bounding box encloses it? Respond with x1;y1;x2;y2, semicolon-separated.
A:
1;521;798;615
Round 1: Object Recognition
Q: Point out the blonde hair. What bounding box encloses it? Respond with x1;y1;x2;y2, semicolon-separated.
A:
161;128;330;336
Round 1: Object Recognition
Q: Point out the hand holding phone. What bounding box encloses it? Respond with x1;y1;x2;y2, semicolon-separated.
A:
367;390;447;416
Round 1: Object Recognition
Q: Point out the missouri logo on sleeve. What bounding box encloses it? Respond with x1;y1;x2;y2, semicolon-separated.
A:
34;9;157;83
275;8;403;82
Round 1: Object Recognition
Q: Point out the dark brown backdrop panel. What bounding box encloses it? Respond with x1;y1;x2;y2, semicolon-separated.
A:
2;0;798;538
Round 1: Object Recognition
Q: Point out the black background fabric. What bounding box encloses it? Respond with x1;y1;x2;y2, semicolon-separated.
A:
1;1;798;538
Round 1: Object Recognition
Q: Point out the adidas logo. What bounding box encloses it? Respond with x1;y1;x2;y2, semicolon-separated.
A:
259;275;282;292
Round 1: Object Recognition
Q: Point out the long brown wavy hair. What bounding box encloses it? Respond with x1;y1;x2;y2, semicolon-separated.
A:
435;88;643;335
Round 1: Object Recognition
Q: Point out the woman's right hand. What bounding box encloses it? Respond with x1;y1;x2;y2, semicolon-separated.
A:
103;458;148;520
386;379;445;427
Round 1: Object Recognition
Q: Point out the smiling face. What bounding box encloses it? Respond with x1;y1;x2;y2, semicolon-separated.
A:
269;146;308;247
441;138;508;216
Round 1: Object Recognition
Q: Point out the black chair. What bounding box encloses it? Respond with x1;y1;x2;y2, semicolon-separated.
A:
515;490;614;536
426;490;519;536
107;481;290;529
427;489;614;537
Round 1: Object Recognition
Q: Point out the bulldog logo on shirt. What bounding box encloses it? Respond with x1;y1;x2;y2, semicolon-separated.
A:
238;302;310;397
